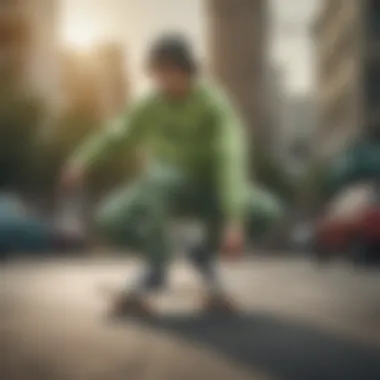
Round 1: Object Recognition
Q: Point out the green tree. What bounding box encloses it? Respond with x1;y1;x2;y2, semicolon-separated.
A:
0;84;45;191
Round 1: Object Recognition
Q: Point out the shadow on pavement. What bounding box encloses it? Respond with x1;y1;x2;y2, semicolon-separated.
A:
131;312;380;380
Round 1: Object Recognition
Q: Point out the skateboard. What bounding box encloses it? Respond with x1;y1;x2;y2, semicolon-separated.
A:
98;284;155;319
98;282;239;319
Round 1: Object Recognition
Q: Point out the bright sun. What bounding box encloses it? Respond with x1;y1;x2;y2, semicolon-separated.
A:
62;22;100;49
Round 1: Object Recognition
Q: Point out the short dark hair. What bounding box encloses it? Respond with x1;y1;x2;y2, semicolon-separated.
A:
147;33;197;75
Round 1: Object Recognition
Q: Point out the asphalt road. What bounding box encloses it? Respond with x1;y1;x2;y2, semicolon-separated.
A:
1;255;380;380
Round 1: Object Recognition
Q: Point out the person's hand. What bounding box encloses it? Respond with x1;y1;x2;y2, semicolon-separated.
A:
221;221;245;261
60;163;84;191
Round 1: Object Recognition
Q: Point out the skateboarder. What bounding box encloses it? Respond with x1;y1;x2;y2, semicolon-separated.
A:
61;34;276;316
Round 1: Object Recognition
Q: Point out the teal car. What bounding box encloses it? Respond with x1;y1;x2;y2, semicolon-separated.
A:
0;194;54;257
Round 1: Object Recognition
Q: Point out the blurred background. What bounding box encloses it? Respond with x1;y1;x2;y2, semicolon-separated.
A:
2;0;380;258
0;0;323;249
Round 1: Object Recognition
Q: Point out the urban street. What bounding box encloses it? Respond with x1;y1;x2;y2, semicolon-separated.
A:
1;255;380;380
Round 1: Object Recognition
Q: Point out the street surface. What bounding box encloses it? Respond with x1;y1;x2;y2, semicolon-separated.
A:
1;255;380;380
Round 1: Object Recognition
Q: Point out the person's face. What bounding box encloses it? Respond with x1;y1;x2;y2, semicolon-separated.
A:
149;65;192;97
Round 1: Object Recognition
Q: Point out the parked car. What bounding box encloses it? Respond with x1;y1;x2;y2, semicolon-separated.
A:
0;192;88;260
312;182;380;266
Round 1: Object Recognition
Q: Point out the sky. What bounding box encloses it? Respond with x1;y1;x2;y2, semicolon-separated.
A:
60;0;320;95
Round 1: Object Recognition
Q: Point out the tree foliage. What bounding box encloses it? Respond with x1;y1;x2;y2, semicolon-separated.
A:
0;84;45;190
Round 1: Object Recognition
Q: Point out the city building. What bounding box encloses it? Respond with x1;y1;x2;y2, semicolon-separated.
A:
313;0;380;158
60;42;129;123
0;0;62;110
263;64;286;156
206;0;268;147
91;42;129;120
282;94;317;176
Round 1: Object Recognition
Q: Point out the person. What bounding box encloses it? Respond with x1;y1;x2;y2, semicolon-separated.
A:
61;34;273;316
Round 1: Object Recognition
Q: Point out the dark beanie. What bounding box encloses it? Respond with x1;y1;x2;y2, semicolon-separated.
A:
147;34;197;74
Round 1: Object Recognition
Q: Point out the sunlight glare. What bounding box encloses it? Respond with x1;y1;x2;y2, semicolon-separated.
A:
62;22;100;50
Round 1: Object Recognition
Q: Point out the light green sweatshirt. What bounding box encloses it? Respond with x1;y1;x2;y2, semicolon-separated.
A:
72;83;249;222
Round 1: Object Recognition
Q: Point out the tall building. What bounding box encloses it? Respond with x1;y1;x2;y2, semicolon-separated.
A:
314;0;380;158
61;42;129;123
92;43;129;120
263;64;286;156
0;1;27;85
0;0;61;109
206;0;268;146
282;95;317;176
60;50;100;117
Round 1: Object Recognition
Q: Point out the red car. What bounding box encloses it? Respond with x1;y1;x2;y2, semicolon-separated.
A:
312;183;380;265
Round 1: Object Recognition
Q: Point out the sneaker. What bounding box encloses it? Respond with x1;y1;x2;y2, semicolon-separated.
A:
202;293;239;316
108;292;154;319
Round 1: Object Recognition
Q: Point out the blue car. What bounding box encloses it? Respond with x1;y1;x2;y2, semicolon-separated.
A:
0;193;54;257
0;193;87;259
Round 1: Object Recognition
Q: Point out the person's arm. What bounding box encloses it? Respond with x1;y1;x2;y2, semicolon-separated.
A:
69;97;152;173
212;90;248;226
